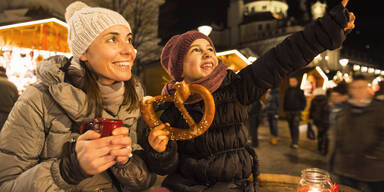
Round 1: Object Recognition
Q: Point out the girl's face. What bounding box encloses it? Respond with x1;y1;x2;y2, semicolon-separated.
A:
182;38;218;83
80;25;136;85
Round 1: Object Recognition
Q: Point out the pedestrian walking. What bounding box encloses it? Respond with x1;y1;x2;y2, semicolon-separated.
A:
248;100;264;147
0;66;18;130
331;75;384;192
309;88;330;155
265;87;281;144
283;77;307;149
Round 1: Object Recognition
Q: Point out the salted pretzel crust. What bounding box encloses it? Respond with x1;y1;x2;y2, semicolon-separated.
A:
140;81;215;140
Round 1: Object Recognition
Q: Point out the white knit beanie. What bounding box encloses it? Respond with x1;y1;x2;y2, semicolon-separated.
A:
65;1;131;60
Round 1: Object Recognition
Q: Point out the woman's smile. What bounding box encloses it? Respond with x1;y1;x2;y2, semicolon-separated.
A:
112;60;132;71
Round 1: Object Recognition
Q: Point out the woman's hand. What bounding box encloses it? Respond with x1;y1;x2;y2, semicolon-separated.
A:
148;123;170;153
110;127;132;165
342;0;356;31
76;127;132;175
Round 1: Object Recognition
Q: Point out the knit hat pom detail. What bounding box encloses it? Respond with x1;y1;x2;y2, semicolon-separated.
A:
65;1;89;22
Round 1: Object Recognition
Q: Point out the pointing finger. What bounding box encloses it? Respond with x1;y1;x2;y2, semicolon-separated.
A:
342;0;349;7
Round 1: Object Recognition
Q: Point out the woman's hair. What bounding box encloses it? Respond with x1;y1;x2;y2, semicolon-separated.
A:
80;60;139;116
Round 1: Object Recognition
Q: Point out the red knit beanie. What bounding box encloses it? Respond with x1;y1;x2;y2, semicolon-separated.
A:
160;30;215;81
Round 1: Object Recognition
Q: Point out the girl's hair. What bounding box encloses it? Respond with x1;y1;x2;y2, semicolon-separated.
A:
80;60;139;116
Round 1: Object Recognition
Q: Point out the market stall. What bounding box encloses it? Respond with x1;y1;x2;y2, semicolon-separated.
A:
216;49;252;72
299;66;329;122
0;18;71;93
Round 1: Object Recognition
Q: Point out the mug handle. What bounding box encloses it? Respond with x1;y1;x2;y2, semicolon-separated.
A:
80;121;94;134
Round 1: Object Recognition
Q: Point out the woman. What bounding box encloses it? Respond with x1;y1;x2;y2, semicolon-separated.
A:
0;1;155;191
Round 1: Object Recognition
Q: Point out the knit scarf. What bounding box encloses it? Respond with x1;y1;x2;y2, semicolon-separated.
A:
161;60;227;104
97;81;125;115
65;59;125;115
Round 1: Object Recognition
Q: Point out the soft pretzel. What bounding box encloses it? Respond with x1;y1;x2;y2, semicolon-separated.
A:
140;81;215;140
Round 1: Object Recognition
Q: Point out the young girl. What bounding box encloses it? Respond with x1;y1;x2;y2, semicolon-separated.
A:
0;1;155;191
143;1;355;191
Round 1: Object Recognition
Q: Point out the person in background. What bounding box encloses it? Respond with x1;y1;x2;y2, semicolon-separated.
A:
330;75;384;192
328;81;349;125
309;88;330;155
327;81;348;165
374;80;384;100
264;87;281;145
283;77;307;149
248;100;264;147
0;1;156;191
142;0;355;191
0;66;19;130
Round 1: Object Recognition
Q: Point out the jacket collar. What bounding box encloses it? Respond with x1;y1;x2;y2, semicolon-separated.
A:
36;56;93;123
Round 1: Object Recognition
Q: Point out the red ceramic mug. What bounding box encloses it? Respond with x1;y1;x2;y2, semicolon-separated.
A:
80;118;123;137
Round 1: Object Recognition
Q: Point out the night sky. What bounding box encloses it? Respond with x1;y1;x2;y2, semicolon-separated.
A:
158;0;383;63
288;0;383;63
330;0;383;63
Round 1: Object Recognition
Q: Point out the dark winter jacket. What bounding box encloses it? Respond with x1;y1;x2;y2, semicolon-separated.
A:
144;4;349;192
283;86;307;112
332;99;384;182
0;56;156;192
0;74;19;130
0;74;19;113
309;95;330;129
264;88;281;115
249;100;262;116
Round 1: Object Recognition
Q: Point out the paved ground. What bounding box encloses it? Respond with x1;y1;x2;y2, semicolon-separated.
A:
254;119;328;177
146;119;329;191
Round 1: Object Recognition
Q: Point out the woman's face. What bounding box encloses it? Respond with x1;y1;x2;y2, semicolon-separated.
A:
80;25;136;85
182;38;218;83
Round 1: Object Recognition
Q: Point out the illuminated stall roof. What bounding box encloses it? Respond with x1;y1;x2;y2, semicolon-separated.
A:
0;18;70;53
216;49;253;72
300;66;328;96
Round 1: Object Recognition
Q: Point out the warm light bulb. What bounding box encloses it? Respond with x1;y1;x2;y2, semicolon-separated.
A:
353;65;360;71
248;56;257;63
197;25;212;36
339;58;349;67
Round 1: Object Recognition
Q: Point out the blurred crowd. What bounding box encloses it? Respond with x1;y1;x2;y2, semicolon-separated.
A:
247;75;384;191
